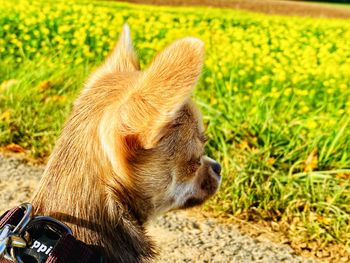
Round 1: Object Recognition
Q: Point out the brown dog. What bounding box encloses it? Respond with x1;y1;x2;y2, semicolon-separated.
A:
32;25;221;262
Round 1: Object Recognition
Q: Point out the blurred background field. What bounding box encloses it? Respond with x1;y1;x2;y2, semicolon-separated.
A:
115;0;350;18
1;0;350;261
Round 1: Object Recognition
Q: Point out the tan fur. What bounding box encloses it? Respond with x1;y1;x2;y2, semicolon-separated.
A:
32;25;221;263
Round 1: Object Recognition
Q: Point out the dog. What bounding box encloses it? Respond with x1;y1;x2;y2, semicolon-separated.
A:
31;25;221;262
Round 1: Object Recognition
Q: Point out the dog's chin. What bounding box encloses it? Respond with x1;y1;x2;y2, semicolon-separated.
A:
181;197;206;209
180;183;221;210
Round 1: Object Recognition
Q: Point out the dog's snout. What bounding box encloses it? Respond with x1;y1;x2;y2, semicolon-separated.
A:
211;162;221;176
203;156;222;179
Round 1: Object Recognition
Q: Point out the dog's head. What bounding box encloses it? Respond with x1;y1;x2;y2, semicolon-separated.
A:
78;25;221;220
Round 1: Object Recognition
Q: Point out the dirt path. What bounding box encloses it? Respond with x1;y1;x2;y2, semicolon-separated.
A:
114;0;350;18
0;156;315;262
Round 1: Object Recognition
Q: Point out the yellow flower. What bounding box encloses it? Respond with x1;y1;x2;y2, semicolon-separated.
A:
305;119;317;129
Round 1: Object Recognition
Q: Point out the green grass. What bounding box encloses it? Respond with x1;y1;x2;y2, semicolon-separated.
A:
320;2;350;8
0;57;89;157
1;0;350;255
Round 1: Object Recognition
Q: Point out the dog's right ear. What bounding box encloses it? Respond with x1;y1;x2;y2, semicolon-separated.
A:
104;24;140;73
85;24;139;90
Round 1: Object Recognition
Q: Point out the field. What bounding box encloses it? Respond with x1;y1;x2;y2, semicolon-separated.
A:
1;0;350;260
117;0;350;18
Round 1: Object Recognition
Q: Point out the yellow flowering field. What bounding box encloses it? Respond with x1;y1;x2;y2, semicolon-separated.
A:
1;0;350;257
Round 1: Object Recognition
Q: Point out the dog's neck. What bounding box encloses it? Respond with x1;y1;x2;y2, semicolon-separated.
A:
32;115;155;262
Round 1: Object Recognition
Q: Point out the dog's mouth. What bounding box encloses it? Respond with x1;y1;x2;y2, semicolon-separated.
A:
167;161;222;212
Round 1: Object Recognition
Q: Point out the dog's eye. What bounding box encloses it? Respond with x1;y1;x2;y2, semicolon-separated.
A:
199;134;208;144
187;157;201;174
189;156;201;166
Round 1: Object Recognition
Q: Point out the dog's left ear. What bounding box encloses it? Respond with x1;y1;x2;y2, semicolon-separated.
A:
117;37;204;149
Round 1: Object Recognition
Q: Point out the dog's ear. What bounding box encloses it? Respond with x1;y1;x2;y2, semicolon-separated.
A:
118;37;204;148
104;24;140;72
85;25;139;90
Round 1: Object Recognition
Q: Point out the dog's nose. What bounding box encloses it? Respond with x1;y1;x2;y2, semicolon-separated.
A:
211;162;221;176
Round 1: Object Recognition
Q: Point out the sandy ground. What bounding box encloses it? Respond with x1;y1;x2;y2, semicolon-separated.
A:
0;156;315;262
113;0;350;18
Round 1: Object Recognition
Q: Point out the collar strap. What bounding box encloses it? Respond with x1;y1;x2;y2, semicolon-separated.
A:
46;234;103;263
0;205;104;263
